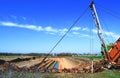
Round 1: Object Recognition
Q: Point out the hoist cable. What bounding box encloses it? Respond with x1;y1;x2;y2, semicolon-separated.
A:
40;6;89;64
95;2;118;42
95;2;120;20
100;18;115;43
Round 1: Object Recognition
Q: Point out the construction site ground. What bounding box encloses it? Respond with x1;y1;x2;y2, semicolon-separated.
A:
1;57;90;69
0;56;120;78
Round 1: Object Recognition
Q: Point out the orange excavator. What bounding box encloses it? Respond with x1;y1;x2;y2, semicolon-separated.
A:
90;1;120;68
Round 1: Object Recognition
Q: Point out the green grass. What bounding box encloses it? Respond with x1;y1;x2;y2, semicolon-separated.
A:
0;55;23;59
0;69;119;78
100;69;120;78
71;55;103;60
0;70;43;78
0;56;5;59
42;70;120;78
0;55;103;60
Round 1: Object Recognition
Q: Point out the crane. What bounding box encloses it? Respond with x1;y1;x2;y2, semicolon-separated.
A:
89;1;120;68
89;1;109;61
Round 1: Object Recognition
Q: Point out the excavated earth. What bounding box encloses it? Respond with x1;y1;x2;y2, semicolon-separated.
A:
11;58;90;69
0;57;104;73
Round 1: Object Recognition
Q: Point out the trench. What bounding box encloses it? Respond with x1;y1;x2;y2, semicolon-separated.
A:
44;61;59;72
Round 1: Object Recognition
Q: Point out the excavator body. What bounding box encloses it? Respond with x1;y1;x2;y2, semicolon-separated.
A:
107;38;120;66
90;1;120;68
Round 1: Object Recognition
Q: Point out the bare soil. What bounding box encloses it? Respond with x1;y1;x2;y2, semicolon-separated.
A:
12;58;90;69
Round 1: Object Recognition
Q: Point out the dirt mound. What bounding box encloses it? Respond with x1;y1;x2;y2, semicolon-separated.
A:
0;59;5;65
9;58;31;63
1;58;104;73
14;58;43;68
58;58;79;69
50;58;88;69
10;58;90;69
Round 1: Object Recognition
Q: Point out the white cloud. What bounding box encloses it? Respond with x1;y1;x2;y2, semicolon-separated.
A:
0;21;91;38
25;25;37;29
1;22;18;27
44;26;58;33
92;29;120;39
24;25;43;31
82;27;89;31
72;32;79;35
81;34;89;37
1;21;119;39
59;28;68;35
104;31;120;39
71;27;81;31
62;28;68;32
10;15;27;21
37;26;43;31
113;34;120;39
92;29;97;34
0;21;43;31
104;31;114;36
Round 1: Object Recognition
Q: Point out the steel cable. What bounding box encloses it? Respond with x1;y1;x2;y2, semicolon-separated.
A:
40;6;89;64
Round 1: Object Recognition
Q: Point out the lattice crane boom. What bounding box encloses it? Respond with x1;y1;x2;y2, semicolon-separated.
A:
89;1;109;60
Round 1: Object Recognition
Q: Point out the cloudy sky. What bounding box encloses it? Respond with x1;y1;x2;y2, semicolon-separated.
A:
0;0;120;54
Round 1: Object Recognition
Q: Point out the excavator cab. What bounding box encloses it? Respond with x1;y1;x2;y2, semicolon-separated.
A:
101;43;113;58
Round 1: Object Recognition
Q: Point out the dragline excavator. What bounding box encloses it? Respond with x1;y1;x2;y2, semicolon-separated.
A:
89;1;120;68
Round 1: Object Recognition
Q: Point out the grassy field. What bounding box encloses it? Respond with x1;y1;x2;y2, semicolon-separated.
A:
0;55;26;59
63;55;103;60
0;69;120;78
43;70;120;78
0;55;103;60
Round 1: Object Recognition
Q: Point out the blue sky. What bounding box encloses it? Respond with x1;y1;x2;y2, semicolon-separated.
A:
0;0;120;54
